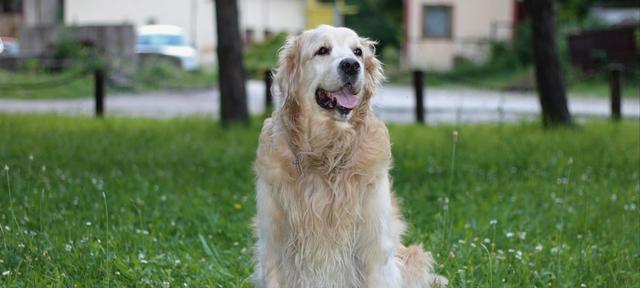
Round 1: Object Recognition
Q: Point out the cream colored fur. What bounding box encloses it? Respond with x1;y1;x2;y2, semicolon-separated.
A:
253;25;447;288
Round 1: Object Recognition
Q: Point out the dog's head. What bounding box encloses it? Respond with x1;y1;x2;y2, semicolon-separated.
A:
274;25;383;124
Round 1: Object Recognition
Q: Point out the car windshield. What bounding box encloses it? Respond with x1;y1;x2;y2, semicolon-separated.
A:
138;34;186;46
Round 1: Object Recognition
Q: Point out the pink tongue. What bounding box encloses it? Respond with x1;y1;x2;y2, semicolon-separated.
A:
331;87;359;109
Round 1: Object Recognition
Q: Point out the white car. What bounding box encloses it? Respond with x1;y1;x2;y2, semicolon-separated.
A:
0;37;19;56
136;25;199;71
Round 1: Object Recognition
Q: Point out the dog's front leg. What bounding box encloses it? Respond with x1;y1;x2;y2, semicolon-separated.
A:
254;177;286;288
357;173;403;288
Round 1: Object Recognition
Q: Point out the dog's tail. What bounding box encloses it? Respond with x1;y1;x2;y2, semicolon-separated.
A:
396;244;448;288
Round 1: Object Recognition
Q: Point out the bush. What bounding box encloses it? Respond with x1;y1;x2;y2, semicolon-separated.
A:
50;29;100;71
244;33;288;79
381;45;400;67
133;57;217;91
486;41;520;69
512;20;533;66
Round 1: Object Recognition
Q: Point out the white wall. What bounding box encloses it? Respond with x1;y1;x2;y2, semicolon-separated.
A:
406;0;514;71
239;0;305;42
64;0;305;63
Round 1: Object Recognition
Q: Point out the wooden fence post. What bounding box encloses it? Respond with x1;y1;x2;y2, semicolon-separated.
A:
265;70;273;113
413;70;425;124
94;68;105;117
608;64;623;121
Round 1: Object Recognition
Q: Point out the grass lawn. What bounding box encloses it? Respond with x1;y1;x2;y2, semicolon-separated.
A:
0;65;218;100
386;66;640;99
0;114;638;287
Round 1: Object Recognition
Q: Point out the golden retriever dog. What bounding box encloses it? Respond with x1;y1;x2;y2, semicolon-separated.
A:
253;25;447;288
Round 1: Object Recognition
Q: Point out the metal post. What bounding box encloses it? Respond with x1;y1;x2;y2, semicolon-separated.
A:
413;70;425;124
608;64;623;121
94;68;105;117
265;70;273;113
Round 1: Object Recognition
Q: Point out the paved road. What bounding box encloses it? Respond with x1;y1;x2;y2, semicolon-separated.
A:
1;80;638;124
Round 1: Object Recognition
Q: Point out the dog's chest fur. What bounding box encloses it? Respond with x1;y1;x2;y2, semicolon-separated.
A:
255;116;392;287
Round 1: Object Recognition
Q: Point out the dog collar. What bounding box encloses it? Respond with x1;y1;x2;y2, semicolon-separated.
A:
292;157;303;176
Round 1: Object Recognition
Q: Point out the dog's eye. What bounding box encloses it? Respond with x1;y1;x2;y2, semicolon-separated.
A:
315;46;330;56
353;48;363;57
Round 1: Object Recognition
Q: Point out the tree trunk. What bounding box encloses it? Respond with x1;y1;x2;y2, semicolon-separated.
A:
215;0;249;125
525;0;572;127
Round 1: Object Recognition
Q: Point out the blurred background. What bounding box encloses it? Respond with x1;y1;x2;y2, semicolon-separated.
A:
0;0;638;122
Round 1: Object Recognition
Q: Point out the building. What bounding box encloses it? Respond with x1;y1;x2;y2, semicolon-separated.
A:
0;0;25;37
64;0;307;63
306;0;357;28
2;0;359;63
404;0;518;71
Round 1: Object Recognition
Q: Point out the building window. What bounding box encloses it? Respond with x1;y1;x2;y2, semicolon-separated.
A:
422;5;452;39
244;28;255;45
1;0;23;13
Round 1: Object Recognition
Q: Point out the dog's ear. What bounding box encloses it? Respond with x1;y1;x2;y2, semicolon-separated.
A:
274;35;303;107
360;38;384;98
274;35;306;151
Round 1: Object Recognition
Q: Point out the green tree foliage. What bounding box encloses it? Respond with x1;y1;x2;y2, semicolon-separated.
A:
344;0;403;52
243;33;287;78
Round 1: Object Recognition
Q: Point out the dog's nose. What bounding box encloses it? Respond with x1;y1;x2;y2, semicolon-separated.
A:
339;58;360;76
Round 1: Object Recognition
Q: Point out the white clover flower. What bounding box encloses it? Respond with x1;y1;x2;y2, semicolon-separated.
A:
535;244;543;252
506;231;514;238
551;246;566;254
2;270;10;276
28;154;34;161
65;244;72;252
518;232;527;240
483;238;491;244
3;165;8;172
85;222;92;226
489;219;497;225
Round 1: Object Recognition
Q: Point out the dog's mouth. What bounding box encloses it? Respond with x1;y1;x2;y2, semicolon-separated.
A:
315;84;359;115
